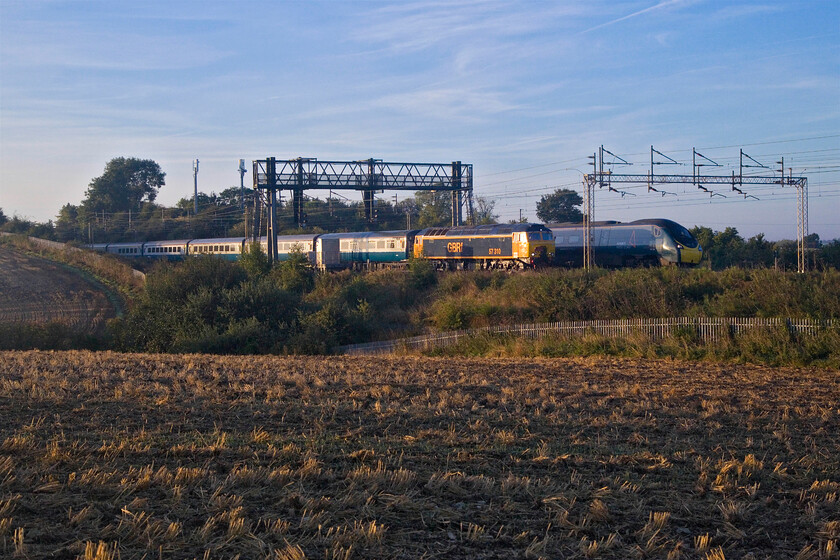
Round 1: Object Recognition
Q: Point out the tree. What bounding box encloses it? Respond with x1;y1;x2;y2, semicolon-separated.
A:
415;190;452;227
0;208;7;227
273;245;314;293
473;196;498;225
535;189;583;223
55;203;81;242
82;157;165;214
239;241;271;279
819;239;840;270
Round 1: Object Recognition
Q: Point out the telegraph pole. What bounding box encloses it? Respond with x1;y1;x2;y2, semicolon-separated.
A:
193;159;199;215
239;159;248;239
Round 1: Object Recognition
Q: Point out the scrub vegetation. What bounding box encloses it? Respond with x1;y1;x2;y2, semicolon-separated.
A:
0;351;837;559
113;260;840;365
1;234;838;365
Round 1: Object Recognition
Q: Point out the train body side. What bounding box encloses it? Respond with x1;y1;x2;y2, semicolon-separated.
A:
549;219;702;267
316;231;417;269
414;223;554;269
144;239;190;260
187;238;246;261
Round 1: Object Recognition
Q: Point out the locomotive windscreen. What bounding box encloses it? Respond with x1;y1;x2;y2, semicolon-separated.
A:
666;222;698;248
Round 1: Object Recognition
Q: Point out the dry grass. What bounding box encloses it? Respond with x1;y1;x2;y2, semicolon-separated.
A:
0;350;837;559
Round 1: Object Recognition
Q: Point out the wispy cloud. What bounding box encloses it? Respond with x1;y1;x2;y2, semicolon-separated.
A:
578;0;693;35
709;4;783;21
2;15;229;71
374;86;519;121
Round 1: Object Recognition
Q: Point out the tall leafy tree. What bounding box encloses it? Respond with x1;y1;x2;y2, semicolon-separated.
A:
82;157;165;214
55;203;81;241
473;196;498;225
415;190;453;227
535;188;583;223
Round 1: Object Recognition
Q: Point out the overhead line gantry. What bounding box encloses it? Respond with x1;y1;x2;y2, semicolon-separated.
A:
252;157;474;263
584;145;810;273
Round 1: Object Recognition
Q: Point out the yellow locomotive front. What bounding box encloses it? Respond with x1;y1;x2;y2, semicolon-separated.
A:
515;229;555;265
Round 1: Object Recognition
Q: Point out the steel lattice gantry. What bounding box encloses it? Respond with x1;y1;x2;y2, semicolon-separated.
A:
584;171;809;273
252;157;474;262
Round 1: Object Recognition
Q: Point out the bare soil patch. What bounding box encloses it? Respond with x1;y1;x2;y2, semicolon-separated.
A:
0;245;118;334
0;352;837;559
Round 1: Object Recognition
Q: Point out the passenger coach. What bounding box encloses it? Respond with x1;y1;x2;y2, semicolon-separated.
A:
316;231;417;269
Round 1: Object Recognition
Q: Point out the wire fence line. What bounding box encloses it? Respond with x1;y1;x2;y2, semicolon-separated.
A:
339;317;838;355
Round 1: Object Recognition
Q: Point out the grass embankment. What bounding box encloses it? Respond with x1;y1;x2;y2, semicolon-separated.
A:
0;351;837;559
3;241;839;365
0;235;144;350
423;327;840;369
412;267;840;367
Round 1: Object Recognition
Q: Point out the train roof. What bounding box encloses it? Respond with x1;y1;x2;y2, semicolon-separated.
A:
143;239;192;245
271;234;321;242
419;223;549;236
318;230;416;240
547;221;618;228
627;218;685;229
188;237;247;244
548;219;690;230
101;241;144;247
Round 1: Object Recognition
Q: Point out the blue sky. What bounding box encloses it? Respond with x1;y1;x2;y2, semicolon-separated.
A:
1;0;838;240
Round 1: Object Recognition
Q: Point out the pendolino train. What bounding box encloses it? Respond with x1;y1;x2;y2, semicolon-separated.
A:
89;218;702;269
550;219;703;267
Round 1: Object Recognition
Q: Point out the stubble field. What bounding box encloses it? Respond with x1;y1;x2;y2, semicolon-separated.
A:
0;351;838;559
0;246;118;334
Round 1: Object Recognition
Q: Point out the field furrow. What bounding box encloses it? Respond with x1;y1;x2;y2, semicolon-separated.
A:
0;351;837;559
0;245;117;334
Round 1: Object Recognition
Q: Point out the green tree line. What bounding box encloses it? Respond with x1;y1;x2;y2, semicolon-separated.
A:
1;157;838;270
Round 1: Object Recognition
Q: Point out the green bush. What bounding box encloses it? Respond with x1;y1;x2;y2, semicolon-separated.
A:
103;256;840;360
0;322;106;351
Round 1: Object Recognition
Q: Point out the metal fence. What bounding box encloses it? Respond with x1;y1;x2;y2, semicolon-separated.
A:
339;317;837;355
